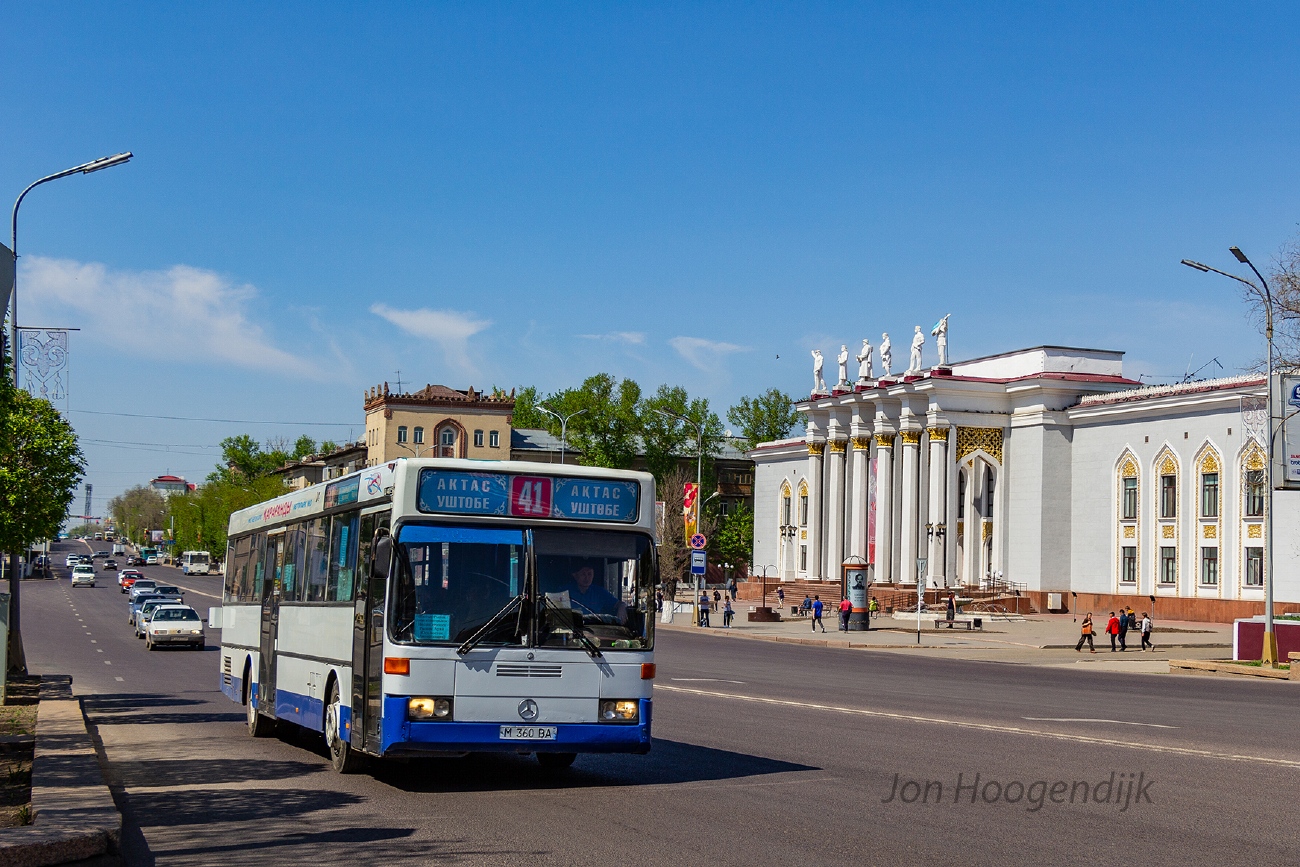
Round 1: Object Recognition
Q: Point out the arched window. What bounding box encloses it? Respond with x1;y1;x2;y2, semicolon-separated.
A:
780;481;792;526
439;425;457;457
1116;452;1139;586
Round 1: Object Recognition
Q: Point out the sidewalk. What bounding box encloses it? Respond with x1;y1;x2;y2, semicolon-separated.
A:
659;609;1232;672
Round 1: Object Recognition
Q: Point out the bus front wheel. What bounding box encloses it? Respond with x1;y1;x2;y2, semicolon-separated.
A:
326;683;365;774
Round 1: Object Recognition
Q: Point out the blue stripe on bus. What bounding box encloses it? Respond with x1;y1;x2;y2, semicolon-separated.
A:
397;525;524;545
379;697;652;755
276;688;325;732
221;674;243;705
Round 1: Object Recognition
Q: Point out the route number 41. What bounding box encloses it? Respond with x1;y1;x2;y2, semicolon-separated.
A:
510;476;552;517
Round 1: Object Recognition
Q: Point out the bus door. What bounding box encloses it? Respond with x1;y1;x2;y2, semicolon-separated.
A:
258;532;285;717
352;513;390;753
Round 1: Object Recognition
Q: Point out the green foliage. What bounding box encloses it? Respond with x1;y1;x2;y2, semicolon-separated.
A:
319;440;339;454
209;434;292;482
292;435;317;460
550;374;643;469
171;475;287;559
711;503;755;569
639;384;725;486
727;388;801;448
0;357;85;552
107;486;169;544
510;385;549;429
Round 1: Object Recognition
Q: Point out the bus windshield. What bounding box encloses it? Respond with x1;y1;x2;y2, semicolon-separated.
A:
388;524;654;650
390;525;525;645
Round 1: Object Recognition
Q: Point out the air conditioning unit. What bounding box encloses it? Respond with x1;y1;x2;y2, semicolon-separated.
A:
1047;592;1064;612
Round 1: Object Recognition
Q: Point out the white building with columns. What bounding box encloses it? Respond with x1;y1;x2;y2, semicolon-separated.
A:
749;345;1300;623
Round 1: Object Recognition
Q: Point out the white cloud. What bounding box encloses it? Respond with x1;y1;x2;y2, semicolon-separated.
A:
21;256;318;377
669;336;748;371
578;331;646;345
370;303;491;374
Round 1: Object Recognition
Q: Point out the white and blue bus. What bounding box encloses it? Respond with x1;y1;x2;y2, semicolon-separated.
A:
214;458;657;773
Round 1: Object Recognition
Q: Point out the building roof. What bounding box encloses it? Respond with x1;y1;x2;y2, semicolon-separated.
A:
363;382;515;412
151;475;187;484
1074;374;1266;408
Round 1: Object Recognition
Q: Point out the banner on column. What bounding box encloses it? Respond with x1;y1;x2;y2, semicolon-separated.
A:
18;328;70;403
682;483;699;540
867;454;877;564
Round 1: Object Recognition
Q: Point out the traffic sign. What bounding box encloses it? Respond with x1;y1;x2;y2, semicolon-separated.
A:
690;550;707;575
689;533;708;550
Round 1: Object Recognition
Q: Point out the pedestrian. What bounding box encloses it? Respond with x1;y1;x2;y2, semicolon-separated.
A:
727;577;738;601
698;591;710;627
1075;613;1096;652
945;591;956;627
1140;612;1154;651
839;596;852;631
723;596;734;628
801;594;813;615
655;589;664;613
1105;611;1120;651
1118;606;1130;651
776;586;785;609
811;595;826;633
868;596;879;622
712;588;721;612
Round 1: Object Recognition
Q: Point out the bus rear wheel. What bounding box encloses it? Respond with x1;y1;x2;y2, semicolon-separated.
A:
246;688;274;737
537;752;576;771
326;683;365;774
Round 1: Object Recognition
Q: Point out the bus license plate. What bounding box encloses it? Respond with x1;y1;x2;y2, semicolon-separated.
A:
499;725;557;741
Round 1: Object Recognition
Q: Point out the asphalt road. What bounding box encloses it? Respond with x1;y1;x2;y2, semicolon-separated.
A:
20;539;1300;866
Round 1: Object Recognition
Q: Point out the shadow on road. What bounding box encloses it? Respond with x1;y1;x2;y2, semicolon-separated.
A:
125;787;365;826
376;737;818;793
108;758;326;788
82;692;242;726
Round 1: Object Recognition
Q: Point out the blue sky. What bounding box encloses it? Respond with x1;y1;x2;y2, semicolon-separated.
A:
4;3;1299;508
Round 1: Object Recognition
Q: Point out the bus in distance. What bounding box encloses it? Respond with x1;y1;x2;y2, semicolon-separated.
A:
180;550;211;575
213;458;658;774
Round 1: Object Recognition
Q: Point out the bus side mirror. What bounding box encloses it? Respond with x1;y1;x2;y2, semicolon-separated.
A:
372;534;392;582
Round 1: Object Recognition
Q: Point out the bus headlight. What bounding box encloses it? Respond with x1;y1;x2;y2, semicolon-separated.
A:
408;697;453;721
599;700;639;723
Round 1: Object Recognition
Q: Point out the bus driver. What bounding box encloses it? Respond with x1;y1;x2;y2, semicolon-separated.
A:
566;560;627;624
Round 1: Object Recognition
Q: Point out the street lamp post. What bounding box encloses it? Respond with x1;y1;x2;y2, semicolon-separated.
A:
1182;248;1279;666
9;152;133;385
654;408;707;625
537;405;587;465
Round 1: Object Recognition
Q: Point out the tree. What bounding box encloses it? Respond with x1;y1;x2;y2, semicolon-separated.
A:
108;486;169;544
172;475;286;560
0;351;85;673
727;388;802;449
509;385;549;429
550;374;643;469
656;464;718;606
711;503;755;574
639;384;725;487
209;434;293;482
292;435;317;460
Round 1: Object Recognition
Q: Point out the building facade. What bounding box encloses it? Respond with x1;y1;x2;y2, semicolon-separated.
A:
749;345;1300;622
363;383;514;466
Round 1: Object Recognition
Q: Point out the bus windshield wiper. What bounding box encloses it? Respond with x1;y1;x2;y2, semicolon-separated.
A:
457;595;525;656
542;595;603;659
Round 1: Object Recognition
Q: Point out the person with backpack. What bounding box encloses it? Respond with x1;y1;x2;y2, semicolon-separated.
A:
712;588;722;612
811;595;826;633
1075;613;1096;652
1140;612;1154;651
839;596;852;631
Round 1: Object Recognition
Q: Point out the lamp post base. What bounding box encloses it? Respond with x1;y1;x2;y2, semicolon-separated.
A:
1262;630;1279;667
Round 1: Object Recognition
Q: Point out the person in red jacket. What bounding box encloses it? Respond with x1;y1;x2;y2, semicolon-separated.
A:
1105;611;1121;651
839;596;852;631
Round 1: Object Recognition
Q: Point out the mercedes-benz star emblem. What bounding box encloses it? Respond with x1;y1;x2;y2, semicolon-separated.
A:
518;699;539;721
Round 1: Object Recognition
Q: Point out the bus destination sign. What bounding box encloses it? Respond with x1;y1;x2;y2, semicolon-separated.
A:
418;470;639;523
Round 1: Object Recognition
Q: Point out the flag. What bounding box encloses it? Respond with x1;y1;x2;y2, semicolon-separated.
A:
683;483;699;541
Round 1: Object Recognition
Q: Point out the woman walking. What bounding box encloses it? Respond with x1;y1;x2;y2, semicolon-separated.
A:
1140;612;1154;651
1075;613;1096;653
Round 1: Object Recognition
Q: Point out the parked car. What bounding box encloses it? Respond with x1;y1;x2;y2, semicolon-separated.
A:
103;559;119;571
119;569;145;591
143;605;205;650
71;565;96;588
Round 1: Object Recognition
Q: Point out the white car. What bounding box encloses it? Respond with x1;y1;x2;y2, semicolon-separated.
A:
65;554;80;568
144;605;205;650
71;564;96;588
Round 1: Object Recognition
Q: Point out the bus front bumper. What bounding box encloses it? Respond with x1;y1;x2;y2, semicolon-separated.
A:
380;697;652;756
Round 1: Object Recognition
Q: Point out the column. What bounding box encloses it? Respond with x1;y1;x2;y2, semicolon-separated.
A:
927;427;949;585
848;434;871;561
899;430;921;584
874;434;894;583
825;437;847;580
806;441;825;579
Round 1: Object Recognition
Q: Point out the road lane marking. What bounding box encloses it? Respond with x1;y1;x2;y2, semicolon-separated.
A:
1024;717;1178;729
656;684;1300;768
96;649;103;653
114;677;124;682
671;677;747;684
104;660;111;665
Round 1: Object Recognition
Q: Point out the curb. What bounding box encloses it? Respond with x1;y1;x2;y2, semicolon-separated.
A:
0;676;122;867
1168;659;1295;680
659;623;1230;653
